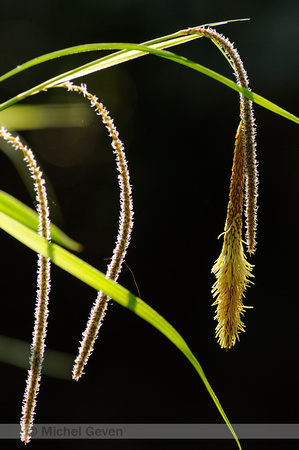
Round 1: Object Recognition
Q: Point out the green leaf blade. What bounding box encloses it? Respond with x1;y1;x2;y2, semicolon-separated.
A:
0;209;241;449
0;191;82;251
1;40;298;126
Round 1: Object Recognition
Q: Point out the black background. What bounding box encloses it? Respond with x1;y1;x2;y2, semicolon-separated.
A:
0;1;299;449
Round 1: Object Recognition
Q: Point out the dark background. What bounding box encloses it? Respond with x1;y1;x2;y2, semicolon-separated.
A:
0;1;299;449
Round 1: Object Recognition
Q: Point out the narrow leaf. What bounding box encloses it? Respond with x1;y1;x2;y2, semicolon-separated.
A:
0;41;298;126
0;191;82;251
0;210;241;449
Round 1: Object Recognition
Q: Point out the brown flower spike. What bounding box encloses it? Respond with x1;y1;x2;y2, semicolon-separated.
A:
184;26;258;348
0;127;51;443
211;122;254;349
59;83;134;381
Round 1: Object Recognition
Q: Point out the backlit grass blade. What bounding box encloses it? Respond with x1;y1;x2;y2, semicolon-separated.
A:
0;191;82;251
0;208;242;450
0;41;298;126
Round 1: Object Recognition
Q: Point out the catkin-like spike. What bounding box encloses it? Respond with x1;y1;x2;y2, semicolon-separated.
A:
0;127;51;443
187;26;258;254
211;122;254;349
59;83;134;380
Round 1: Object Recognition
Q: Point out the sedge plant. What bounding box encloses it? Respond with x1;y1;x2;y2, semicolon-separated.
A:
0;19;298;448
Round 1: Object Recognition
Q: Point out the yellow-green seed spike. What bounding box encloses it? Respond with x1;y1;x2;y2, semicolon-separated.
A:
211;122;254;349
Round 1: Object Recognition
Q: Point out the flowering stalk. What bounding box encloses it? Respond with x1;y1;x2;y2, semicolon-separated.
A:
211;122;254;349
59;83;134;380
0;127;51;443
183;26;258;347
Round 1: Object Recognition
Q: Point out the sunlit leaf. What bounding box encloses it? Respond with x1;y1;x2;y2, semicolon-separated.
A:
0;208;241;449
0;191;82;251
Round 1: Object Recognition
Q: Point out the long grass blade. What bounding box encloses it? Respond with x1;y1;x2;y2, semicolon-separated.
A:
0;41;298;126
0;191;82;251
0;208;241;449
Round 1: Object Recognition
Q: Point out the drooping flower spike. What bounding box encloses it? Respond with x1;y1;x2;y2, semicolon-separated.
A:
184;26;258;348
0;127;51;443
211;122;254;349
59;82;134;381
